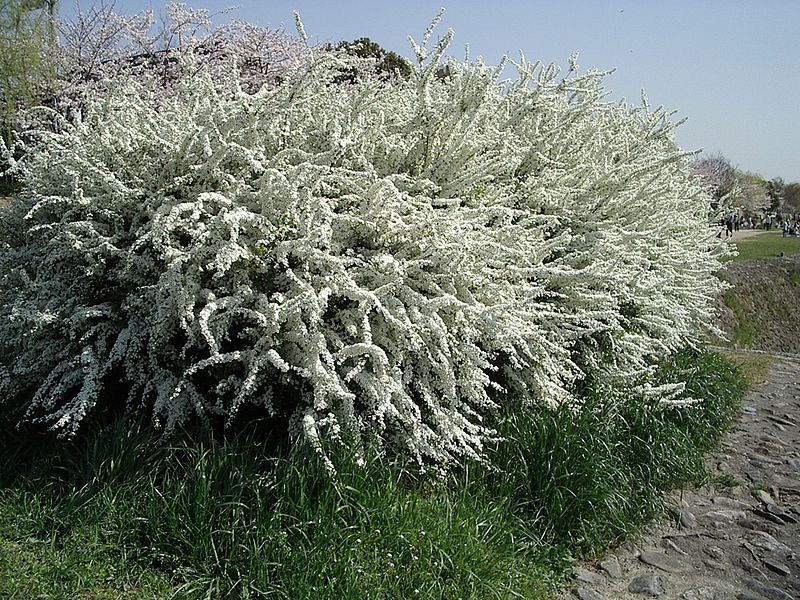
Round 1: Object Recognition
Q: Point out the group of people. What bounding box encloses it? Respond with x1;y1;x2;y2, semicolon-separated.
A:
717;212;800;238
718;214;748;238
779;218;800;237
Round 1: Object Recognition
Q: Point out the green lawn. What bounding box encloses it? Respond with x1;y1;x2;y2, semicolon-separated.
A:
730;231;800;261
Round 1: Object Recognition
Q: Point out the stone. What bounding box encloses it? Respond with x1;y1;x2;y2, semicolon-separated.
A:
574;567;606;586
638;551;691;573
761;436;788;448
753;508;787;525
761;558;791;576
742;541;762;561
702;559;728;572
623;540;639;553
741;518;768;531
682;588;717;600
773;477;800;493
711;496;752;510
668;506;697;528
766;504;798;524
768;416;797;427
744;578;795;600
572;587;606;600
742;562;766;577
661;537;688;555
745;531;793;555
667;493;689;508
679;510;698;529
753;489;777;506
702;509;748;523
628;573;664;596
745;469;763;483
704;546;725;560
599;556;623;579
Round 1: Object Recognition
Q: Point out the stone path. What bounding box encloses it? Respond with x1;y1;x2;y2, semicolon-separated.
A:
561;356;800;600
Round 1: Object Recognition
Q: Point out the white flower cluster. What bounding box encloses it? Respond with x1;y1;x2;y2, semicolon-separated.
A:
0;32;730;470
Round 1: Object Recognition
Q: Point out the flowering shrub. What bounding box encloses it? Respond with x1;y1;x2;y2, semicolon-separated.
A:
0;24;730;470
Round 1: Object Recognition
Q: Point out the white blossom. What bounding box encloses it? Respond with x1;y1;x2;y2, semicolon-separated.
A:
0;22;731;471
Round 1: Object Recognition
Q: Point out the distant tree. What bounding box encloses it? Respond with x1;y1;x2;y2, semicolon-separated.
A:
335;37;412;82
735;170;769;214
783;182;800;211
690;153;737;206
55;1;312;107
0;0;57;147
766;177;784;212
689;155;781;215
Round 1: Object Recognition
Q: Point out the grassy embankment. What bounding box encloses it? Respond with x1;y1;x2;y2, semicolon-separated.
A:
0;348;747;599
718;232;800;350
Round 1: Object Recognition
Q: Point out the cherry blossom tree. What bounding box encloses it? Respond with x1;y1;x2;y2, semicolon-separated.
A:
53;1;313;112
690;153;737;205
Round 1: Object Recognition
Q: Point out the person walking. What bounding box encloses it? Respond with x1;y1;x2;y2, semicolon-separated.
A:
725;214;735;238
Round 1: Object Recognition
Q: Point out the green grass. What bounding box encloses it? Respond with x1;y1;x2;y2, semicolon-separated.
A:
729;231;800;261
721;287;756;346
0;347;747;599
718;350;773;386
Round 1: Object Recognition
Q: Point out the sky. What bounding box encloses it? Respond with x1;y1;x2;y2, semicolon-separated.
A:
60;0;800;182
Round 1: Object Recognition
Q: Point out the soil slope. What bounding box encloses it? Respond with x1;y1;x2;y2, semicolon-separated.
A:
715;255;800;355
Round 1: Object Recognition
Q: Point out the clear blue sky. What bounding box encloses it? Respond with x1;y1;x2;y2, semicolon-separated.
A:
61;1;800;182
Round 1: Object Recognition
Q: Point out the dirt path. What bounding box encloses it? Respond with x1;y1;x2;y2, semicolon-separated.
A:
561;354;800;600
727;230;772;240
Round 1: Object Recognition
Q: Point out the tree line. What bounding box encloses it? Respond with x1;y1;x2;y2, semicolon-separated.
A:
691;153;799;215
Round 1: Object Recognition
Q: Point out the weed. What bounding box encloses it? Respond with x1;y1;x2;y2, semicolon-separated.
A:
706;473;741;491
718;351;773;386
